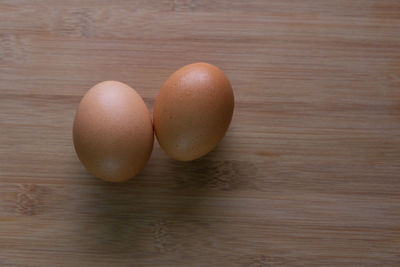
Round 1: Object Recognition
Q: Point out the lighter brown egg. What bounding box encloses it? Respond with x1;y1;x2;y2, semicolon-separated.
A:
153;62;234;161
73;81;154;182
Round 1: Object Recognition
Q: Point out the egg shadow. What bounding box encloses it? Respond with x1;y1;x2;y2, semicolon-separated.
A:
163;135;250;220
78;133;250;255
78;179;143;255
77;164;172;256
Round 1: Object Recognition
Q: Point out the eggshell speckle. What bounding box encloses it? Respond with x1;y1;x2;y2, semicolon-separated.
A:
153;62;234;161
73;81;154;182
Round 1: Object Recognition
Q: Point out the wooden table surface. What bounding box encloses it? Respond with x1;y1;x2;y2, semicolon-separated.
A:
1;1;400;266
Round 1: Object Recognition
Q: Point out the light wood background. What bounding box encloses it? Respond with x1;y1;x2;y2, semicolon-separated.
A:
1;0;400;266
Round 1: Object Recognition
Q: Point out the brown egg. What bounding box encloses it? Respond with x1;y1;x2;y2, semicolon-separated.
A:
73;81;154;182
153;62;234;161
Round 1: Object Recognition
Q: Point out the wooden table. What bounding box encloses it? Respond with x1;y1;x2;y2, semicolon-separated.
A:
1;1;399;266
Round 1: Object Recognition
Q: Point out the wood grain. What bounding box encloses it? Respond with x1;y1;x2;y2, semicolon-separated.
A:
1;0;400;266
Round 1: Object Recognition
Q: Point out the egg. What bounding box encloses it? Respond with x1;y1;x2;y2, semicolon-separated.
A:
73;81;154;182
153;62;234;161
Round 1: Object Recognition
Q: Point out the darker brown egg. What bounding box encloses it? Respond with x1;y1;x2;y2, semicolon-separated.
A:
153;62;234;161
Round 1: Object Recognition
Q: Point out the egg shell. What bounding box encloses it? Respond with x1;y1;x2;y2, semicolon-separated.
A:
73;81;154;182
153;62;234;161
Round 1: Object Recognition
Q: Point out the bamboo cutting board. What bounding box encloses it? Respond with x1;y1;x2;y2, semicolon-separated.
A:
1;0;400;266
